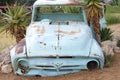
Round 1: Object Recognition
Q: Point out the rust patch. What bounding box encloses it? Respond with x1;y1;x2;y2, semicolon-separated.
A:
36;26;46;35
32;25;38;28
15;38;26;54
31;25;46;35
55;29;81;35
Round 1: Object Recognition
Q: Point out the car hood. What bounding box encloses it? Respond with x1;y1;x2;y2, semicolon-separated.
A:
26;21;92;57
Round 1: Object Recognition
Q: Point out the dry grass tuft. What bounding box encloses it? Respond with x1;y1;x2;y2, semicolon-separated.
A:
0;32;16;51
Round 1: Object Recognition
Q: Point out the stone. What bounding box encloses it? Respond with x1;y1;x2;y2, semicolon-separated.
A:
101;40;115;55
1;64;12;73
0;55;3;62
0;45;13;57
0;46;13;64
3;54;11;64
9;45;14;50
0;46;13;73
102;44;114;55
102;40;116;48
0;48;10;58
112;41;117;48
113;47;120;54
112;33;120;40
0;61;4;67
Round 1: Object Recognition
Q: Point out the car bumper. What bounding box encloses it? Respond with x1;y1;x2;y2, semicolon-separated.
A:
12;57;102;76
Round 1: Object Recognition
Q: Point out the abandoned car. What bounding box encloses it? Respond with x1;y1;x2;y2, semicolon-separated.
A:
10;0;105;76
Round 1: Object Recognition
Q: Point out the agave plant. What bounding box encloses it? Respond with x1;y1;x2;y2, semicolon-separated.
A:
101;28;113;41
0;3;31;43
85;0;103;45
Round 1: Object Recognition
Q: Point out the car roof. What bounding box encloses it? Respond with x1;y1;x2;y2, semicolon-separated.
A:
33;0;85;6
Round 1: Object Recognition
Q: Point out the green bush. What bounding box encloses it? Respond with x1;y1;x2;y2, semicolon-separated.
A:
106;0;120;13
106;6;120;13
117;39;120;47
106;16;120;25
104;54;115;67
101;28;113;42
0;3;31;43
105;0;120;25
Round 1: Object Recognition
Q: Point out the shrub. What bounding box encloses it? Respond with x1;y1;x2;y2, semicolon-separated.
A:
106;16;120;25
104;54;115;67
0;3;31;43
101;28;113;42
117;39;120;48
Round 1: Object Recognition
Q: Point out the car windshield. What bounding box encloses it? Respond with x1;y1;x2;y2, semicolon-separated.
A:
33;6;84;22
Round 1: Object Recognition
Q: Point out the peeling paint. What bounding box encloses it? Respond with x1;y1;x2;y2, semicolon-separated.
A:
32;25;38;28
36;26;46;35
10;0;105;76
55;29;81;35
30;25;46;35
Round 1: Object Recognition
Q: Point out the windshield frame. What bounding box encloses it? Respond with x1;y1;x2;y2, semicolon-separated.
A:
31;5;87;23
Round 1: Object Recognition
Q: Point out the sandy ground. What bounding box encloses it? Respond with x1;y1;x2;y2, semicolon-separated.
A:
0;24;120;80
0;53;120;80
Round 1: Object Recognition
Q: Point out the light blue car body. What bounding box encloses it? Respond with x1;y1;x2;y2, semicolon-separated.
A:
10;0;105;77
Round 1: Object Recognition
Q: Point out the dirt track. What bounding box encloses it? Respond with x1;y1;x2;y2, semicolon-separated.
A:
0;53;120;80
0;24;120;80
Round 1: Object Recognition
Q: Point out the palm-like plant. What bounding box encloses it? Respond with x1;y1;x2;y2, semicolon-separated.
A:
101;28;113;41
0;3;31;43
85;0;103;45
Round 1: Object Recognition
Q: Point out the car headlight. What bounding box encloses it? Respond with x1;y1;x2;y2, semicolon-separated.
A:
18;59;29;74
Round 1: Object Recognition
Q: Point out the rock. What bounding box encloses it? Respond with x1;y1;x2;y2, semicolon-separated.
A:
102;40;116;48
1;64;12;73
0;46;13;73
102;44;114;55
0;45;13;57
9;45;14;50
102;40;115;55
0;46;13;64
0;54;12;73
112;33;120;41
0;62;4;67
112;41;117;47
0;48;10;58
3;54;11;64
0;55;3;62
114;47;120;54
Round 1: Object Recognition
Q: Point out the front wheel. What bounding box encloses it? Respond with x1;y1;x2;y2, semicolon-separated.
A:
87;61;98;70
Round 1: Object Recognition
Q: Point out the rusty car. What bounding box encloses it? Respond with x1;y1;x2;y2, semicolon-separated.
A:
10;0;105;76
